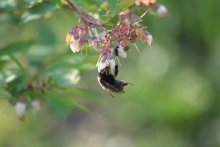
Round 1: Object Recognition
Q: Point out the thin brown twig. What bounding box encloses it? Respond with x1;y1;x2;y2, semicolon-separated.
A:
66;0;106;31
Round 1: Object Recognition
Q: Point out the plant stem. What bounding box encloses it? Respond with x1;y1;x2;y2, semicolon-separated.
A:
8;52;27;82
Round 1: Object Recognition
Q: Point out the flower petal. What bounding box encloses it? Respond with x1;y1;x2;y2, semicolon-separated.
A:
98;57;107;72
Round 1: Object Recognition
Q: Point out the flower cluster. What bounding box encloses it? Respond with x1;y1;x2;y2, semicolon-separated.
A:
13;97;42;121
66;10;153;72
65;0;168;96
9;79;49;121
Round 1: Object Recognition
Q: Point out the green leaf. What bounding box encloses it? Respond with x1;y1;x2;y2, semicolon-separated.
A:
43;54;97;73
49;0;63;8
0;41;32;55
108;0;121;17
47;97;74;119
44;67;80;87
0;13;19;24
21;3;56;23
98;11;111;22
28;45;54;57
52;68;80;87
68;88;98;100
0;88;10;97
23;0;38;5
73;0;84;6
0;0;17;11
46;91;89;113
116;0;135;10
8;76;26;96
103;22;114;27
88;5;98;13
100;1;108;10
36;23;56;45
0;69;22;85
98;11;107;16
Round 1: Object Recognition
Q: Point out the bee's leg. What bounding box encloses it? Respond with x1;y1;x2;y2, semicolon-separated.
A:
107;89;114;98
109;92;114;98
114;65;118;77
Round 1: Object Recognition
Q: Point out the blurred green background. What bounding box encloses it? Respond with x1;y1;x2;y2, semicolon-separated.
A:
1;0;220;147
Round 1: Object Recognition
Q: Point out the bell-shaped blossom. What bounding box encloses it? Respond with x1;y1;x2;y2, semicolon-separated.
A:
144;31;153;47
155;4;168;17
135;28;145;39
117;45;127;58
98;57;107;72
70;36;80;53
31;99;42;111
107;55;116;73
66;30;74;45
15;98;26;121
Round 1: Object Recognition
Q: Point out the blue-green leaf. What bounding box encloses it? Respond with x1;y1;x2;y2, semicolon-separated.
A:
116;0;135;10
46;91;89;113
0;88;10;97
47;97;74;119
52;68;80;87
49;0;63;8
21;3;56;23
0;69;22;85
108;0;121;17
23;0;38;6
0;13;19;24
44;66;80;87
0;0;17;11
98;11;111;22
0;41;32;55
36;24;56;45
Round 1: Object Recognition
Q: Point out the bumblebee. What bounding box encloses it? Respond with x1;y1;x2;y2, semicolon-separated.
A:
97;65;131;97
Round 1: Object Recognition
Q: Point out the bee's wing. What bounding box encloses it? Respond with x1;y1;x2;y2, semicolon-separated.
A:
105;81;125;93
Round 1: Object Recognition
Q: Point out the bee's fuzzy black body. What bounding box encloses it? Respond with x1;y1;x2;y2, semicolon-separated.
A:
97;65;129;97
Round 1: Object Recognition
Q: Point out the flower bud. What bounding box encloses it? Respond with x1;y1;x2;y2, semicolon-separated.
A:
155;4;168;17
91;36;97;40
144;31;153;47
119;14;125;21
99;48;104;53
15;98;26;121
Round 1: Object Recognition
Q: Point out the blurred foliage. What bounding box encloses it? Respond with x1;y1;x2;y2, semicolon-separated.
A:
0;0;220;147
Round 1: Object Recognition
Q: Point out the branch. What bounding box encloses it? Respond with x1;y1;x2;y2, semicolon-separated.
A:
66;0;106;31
